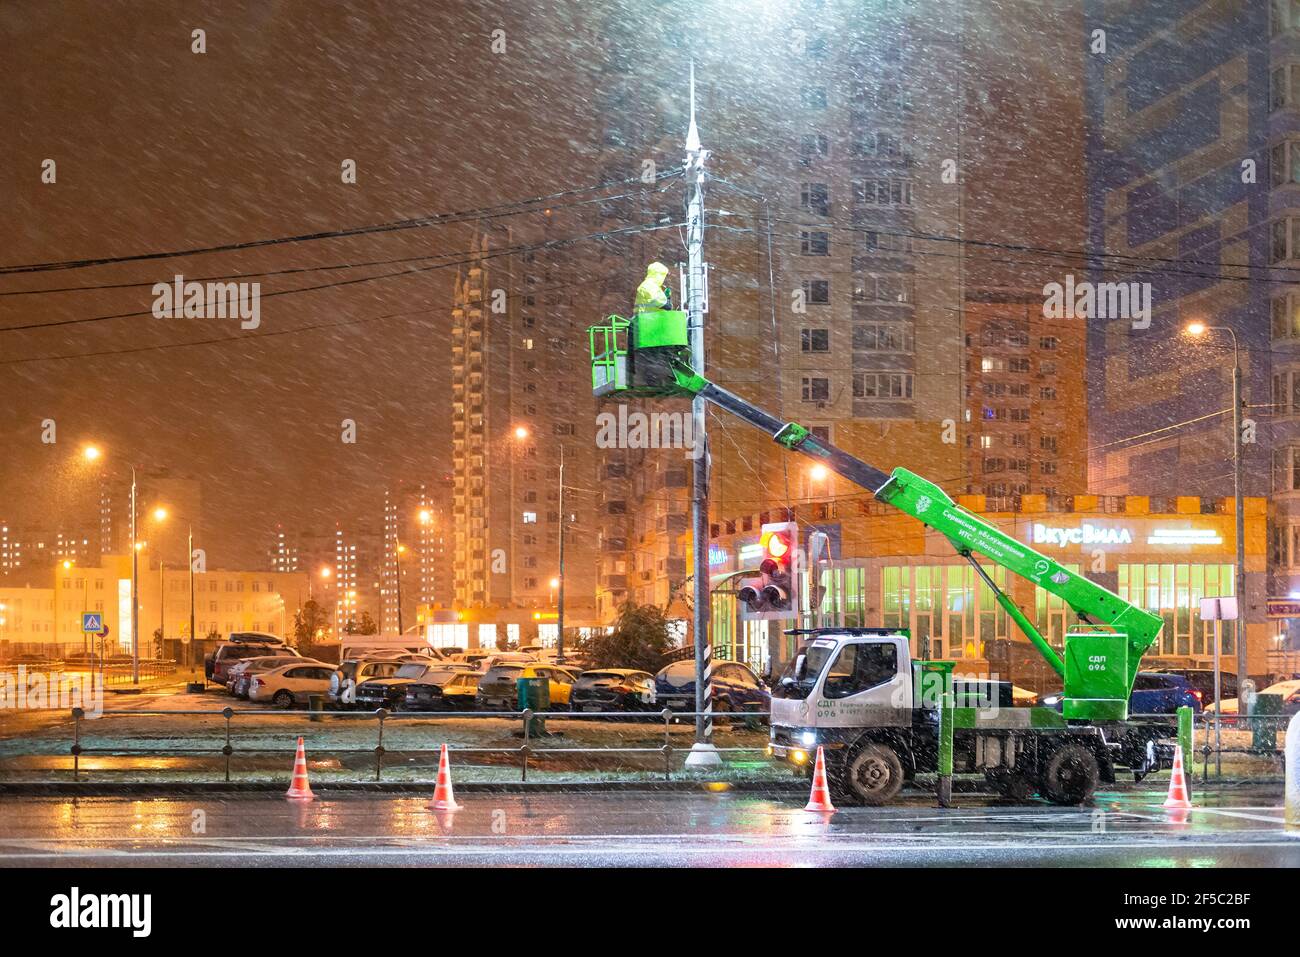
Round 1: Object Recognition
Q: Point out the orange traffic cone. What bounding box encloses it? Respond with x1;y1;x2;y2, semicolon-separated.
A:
804;746;836;813
1163;744;1192;810
285;736;315;802
429;743;461;811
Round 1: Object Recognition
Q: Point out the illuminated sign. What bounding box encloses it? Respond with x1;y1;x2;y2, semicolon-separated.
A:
708;544;730;566
1031;522;1223;549
1032;523;1132;547
1146;528;1222;546
1267;598;1300;619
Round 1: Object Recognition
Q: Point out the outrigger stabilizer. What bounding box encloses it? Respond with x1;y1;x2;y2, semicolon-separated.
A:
588;309;1164;721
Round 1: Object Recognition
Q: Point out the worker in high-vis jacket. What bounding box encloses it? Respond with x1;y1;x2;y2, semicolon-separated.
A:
634;261;672;314
631;261;678;388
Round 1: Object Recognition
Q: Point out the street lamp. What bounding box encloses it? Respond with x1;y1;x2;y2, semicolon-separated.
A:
1184;321;1247;701
395;542;407;635
514;427;567;661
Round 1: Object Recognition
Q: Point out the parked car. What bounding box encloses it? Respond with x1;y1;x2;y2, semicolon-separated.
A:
207;642;299;684
1039;672;1202;715
570;669;657;713
474;663;580;711
403;671;481;711
354;663;465;711
328;658;404;708
1160;668;1239;706
1205;679;1300;723
247;662;336;708
654;659;770;717
228;655;321;699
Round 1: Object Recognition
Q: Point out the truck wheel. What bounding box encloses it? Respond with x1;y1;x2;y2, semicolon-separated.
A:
844;743;904;806
1040;743;1100;805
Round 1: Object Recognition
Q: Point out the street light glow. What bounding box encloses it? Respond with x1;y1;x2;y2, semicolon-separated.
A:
514;426;529;440
809;464;829;481
153;506;168;522
82;445;101;462
418;509;432;524
1186;321;1207;336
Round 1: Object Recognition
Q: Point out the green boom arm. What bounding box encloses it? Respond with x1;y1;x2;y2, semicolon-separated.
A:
588;313;1164;718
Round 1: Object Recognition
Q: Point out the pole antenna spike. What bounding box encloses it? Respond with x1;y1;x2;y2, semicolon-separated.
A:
686;62;701;154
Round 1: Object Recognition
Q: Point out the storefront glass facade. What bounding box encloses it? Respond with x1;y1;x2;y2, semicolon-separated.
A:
1116;563;1235;658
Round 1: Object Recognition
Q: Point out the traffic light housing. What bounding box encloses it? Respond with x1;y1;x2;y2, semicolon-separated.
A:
737;521;798;620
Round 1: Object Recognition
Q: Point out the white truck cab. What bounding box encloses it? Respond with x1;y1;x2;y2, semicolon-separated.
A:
770;630;914;733
769;628;1114;806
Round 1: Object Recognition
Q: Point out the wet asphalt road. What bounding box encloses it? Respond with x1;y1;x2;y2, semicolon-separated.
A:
0;785;1295;866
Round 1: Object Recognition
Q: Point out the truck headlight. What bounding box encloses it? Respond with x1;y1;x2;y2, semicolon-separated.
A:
800;731;817;747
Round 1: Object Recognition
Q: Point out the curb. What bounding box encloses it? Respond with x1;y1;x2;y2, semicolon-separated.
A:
0;779;806;797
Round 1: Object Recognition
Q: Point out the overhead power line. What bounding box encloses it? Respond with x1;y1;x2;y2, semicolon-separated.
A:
0;167;684;276
0;220;681;366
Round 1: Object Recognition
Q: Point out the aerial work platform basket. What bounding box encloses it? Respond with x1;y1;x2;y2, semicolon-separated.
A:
588;309;694;398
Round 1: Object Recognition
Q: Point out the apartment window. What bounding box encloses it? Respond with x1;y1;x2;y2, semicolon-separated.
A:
799;133;829;166
1009;357;1031;373
853;178;913;206
853;372;913;399
1040;435;1058;452
522;511;537;524
861;231;913;254
802;376;831;401
800;86;828;110
1010;408;1031;422
1274;369;1300;413
1274;294;1300;340
1041;462;1058;475
1271;64;1300;111
1039;336;1059;350
800;182;830;216
810;426;831;442
802;279;830;304
853;323;912;351
853;275;914;303
800;230;830;255
1276;1;1297;35
1040;387;1057;400
1272;140;1300;188
801;328;830;352
983;458;1006;473
1272;217;1300;262
981;357;1005;373
1274;446;1300;492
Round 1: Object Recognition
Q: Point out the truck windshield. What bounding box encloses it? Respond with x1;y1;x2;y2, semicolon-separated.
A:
771;643;836;700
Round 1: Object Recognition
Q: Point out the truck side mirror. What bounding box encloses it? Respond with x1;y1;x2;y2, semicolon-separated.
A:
794;654;807;682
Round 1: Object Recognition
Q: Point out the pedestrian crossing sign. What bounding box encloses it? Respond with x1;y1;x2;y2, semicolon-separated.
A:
81;613;103;633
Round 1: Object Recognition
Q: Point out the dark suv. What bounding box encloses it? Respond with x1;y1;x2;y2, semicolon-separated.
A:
655;659;770;717
206;643;295;685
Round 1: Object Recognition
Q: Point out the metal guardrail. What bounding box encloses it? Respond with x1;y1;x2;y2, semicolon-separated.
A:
69;705;772;783
59;703;1289;785
1;659;177;685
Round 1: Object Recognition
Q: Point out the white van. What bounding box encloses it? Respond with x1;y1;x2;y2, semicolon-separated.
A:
340;635;441;661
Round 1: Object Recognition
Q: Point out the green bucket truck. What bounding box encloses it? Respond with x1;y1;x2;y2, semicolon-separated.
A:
588;309;1173;806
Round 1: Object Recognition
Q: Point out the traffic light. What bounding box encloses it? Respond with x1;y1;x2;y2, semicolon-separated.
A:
738;521;798;620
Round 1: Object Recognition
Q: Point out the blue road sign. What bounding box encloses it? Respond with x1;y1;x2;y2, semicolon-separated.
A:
81;613;103;633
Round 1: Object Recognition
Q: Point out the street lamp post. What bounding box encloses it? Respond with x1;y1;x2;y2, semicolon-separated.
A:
1186;322;1248;697
395;539;406;636
557;443;566;664
130;466;139;684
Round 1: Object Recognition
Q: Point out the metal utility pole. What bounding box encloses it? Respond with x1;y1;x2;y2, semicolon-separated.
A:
394;531;405;636
130;465;139;685
1232;346;1247;689
557;443;567;664
188;525;196;669
683;65;720;767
